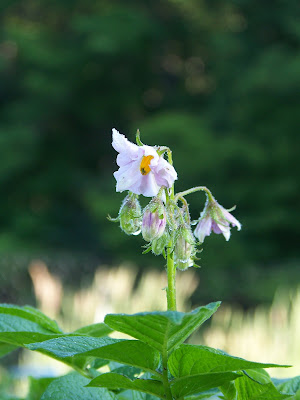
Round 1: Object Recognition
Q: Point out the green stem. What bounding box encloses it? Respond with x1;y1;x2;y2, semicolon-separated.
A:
165;152;177;312
166;241;176;311
163;153;176;399
174;186;214;203
178;196;191;225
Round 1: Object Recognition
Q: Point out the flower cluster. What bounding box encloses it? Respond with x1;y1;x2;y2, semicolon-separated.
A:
111;129;241;269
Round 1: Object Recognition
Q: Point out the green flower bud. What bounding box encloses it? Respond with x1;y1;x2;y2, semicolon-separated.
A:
176;259;193;271
174;225;195;270
119;193;142;235
151;230;169;256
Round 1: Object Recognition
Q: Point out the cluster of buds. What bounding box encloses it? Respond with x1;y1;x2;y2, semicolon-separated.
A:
111;129;241;271
112;190;201;269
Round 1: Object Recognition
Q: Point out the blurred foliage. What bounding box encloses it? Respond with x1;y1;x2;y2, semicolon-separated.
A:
0;0;299;305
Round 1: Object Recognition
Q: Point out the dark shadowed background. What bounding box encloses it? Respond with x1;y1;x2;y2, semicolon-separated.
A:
0;0;299;309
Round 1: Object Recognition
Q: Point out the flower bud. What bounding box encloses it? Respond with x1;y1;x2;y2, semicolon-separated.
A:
174;226;195;270
142;199;166;242
119;193;142;235
151;230;169;256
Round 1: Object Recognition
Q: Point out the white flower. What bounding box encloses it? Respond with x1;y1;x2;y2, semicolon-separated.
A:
112;128;177;197
194;196;241;242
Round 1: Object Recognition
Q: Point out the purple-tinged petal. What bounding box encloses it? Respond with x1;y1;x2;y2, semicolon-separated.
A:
154;157;177;188
214;221;231;241
211;220;223;234
194;216;212;242
142;202;166;241
221;208;242;230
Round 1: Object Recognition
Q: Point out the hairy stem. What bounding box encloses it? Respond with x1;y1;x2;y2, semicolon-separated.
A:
175;186;214;203
166;242;176;311
165;155;177;312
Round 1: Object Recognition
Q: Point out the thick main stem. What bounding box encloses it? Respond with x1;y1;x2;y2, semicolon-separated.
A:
165;151;177;312
166;243;176;311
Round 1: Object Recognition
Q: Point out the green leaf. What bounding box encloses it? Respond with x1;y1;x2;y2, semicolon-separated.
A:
27;336;119;358
72;323;113;337
26;377;55;400
0;342;17;358
0;313;65;347
170;371;241;398
87;373;165;399
276;376;300;395
0;304;66;349
185;389;220;400
235;370;292;400
168;344;290;377
27;337;160;375
116;392;160;400
111;365;142;380
40;372;117;400
117;392;161;400
0;304;62;333
220;380;237;400
243;369;273;384
105;302;220;354
117;390;147;400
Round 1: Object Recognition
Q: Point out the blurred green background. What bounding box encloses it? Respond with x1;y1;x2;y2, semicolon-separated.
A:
0;0;299;308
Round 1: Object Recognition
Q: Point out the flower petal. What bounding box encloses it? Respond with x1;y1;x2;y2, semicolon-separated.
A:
194;216;212;242
142;145;159;165
212;220;231;241
114;161;141;192
222;208;242;230
137;173;161;197
112;129;139;160
211;220;223;234
153;157;178;188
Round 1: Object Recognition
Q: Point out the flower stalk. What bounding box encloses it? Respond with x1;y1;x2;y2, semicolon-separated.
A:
166;237;176;311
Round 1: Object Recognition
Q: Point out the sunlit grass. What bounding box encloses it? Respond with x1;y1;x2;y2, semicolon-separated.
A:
17;261;300;381
200;286;300;378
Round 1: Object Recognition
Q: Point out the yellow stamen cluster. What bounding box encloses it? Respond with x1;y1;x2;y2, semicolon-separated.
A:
140;155;154;175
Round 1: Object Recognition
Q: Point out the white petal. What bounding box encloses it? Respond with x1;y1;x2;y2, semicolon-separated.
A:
112;129;139;159
153;157;177;188
114;161;141;192
142;145;159;165
216;222;231;241
137;173;160;197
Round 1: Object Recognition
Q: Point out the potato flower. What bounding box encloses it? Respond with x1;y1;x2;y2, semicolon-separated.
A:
194;196;241;242
112;129;177;197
